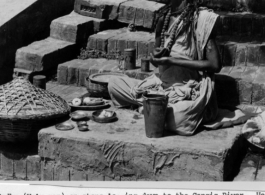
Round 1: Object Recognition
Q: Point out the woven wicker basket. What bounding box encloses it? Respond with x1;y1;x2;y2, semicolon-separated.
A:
0;77;70;142
85;72;128;99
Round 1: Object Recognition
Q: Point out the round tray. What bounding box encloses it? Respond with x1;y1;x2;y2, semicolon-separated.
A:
92;110;117;123
69;100;111;111
89;72;128;85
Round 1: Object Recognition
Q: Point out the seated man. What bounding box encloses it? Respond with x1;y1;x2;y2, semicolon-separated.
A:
108;0;222;136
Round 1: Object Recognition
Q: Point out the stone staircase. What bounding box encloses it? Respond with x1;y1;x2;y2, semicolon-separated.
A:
9;0;265;181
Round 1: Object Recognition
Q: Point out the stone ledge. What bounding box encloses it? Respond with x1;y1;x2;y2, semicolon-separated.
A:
50;12;108;45
38;108;245;181
74;0;165;29
15;37;77;72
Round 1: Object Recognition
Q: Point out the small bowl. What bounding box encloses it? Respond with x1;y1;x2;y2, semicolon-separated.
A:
92;110;117;123
55;121;75;131
78;125;89;132
70;111;88;121
76;121;87;127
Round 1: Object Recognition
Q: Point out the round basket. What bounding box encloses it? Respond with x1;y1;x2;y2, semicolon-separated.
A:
0;77;70;142
85;72;128;99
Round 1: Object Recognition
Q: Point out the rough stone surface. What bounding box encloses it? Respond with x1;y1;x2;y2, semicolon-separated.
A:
15;37;77;72
38;108;245;181
118;0;165;29
74;0;165;29
74;0;129;20
50;12;95;44
87;30;154;59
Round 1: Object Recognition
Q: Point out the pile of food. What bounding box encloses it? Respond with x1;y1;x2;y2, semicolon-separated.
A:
98;110;114;118
71;97;103;106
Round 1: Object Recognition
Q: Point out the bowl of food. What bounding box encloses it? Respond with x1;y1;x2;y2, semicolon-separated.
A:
92;109;117;123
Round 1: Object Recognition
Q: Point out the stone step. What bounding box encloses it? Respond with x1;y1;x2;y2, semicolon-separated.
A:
57;58;155;86
74;0;166;29
73;0;265;13
38;108;245;181
217;37;265;67
84;28;265;66
15;37;77;73
50;12;108;45
0;143;41;181
57;58;265;108
216;12;265;37
85;29;154;59
216;66;265;107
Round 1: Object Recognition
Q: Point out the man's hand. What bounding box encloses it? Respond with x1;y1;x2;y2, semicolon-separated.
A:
150;53;168;67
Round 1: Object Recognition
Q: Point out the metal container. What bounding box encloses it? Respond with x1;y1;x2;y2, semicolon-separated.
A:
124;48;136;70
143;93;168;138
141;58;150;72
33;75;46;89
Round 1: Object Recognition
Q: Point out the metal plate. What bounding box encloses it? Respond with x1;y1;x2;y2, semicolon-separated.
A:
69;100;111;111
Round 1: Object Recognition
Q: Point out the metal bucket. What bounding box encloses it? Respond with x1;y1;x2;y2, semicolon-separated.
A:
143;93;168;138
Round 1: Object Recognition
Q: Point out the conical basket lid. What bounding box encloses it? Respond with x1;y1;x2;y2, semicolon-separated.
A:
0;77;70;120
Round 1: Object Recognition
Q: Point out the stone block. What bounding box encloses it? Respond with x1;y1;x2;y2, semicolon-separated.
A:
15;38;77;72
67;60;90;85
240;14;253;36
231;15;242;36
219;13;232;35
229;66;246;80
258;43;265;66
26;155;41;181
252;15;264;37
78;59;99;86
99;60;120;73
57;62;71;85
87;29;126;54
38;108;245;181
235;44;247;66
238;80;253;104
118;0;165;29
50;12;94;44
71;169;87;181
219;66;233;75
222;42;237;66
14;156;27;180
53;164;70;181
241;66;258;82
41;160;54;181
1;153;14;177
88;58;108;75
246;44;260;66
252;83;265;106
148;38;156;56
74;0;128;20
137;35;153;59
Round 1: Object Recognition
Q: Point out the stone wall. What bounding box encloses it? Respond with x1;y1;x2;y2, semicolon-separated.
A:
0;0;75;85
